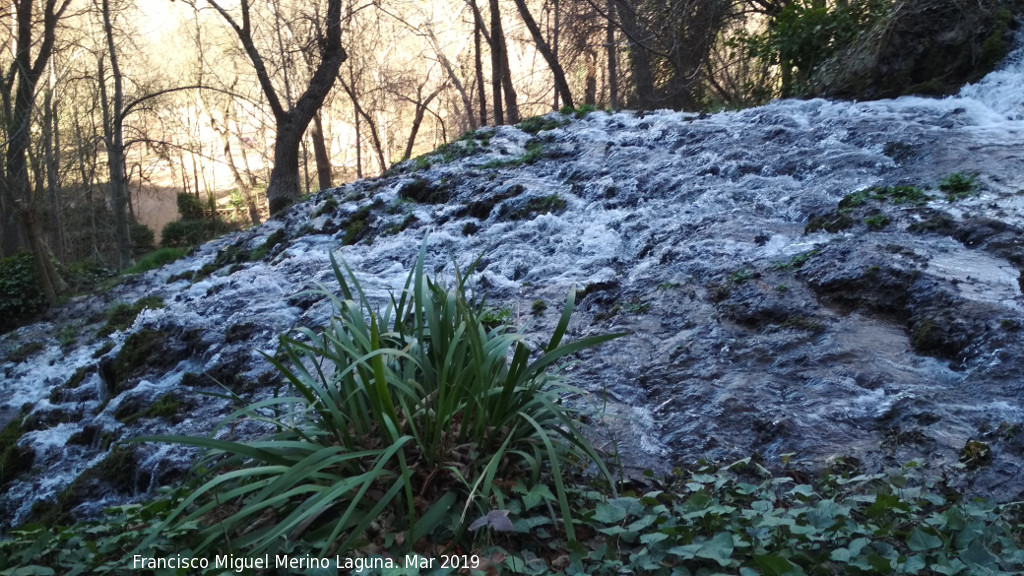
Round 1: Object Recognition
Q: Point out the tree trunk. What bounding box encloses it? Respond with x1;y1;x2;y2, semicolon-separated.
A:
100;0;132;268
585;50;598;105
338;73;387;174
606;0;618;109
310;112;332;191
20;204;66;301
267;117;303;214
499;41;519;123
469;0;488;126
488;0;505;125
43;83;66;258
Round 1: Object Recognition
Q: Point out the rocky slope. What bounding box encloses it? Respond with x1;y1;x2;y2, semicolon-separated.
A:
3;45;1024;527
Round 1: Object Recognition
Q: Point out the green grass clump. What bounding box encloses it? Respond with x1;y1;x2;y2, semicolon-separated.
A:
531;299;547;316
138;239;622;557
115;392;183;425
939;172;979;201
772;248;820;270
560;104;597;118
483;140;546;169
508;193;567;220
6;341;44;363
0;413;31;490
96;297;165;337
124;247;189;275
865;213;890;230
519;115;569;134
869;185;930;205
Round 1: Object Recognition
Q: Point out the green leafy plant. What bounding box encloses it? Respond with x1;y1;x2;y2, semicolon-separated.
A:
138;239;622;556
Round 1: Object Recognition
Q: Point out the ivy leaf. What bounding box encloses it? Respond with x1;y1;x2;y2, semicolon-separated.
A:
959;539;998;568
593;501;628;524
640;532;669;546
667;543;701;560
753;554;795;576
696;532;734;566
903;554;927;573
521;484;554;511
3;567;56;576
932;558;967;575
686;490;713;511
468;509;514;532
907;528;943;551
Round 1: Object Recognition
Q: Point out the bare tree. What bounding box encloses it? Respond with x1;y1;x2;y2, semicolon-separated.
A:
511;0;574;109
202;0;347;215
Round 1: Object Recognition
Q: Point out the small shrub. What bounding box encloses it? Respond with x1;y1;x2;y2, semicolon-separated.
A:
176;192;206;221
0;252;49;333
161;194;240;248
806;211;854;234
560;104;597;119
508;193;567;220
57;325;77;348
315;196;339;217
772;248;820;270
160;219;213;248
482;140;546;169
341;205;373;245
129;219;156;256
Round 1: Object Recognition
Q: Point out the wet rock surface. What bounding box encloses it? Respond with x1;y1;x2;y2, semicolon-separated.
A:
3;43;1024;526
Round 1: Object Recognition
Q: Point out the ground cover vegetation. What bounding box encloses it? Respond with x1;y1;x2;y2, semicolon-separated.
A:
1;456;1022;573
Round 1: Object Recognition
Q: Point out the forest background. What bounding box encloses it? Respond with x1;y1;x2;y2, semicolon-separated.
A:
0;0;1013;329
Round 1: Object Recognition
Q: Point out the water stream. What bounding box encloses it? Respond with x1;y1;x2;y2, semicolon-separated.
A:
3;36;1024;526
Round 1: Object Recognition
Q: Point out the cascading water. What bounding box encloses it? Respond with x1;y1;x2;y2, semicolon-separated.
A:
3;35;1024;527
